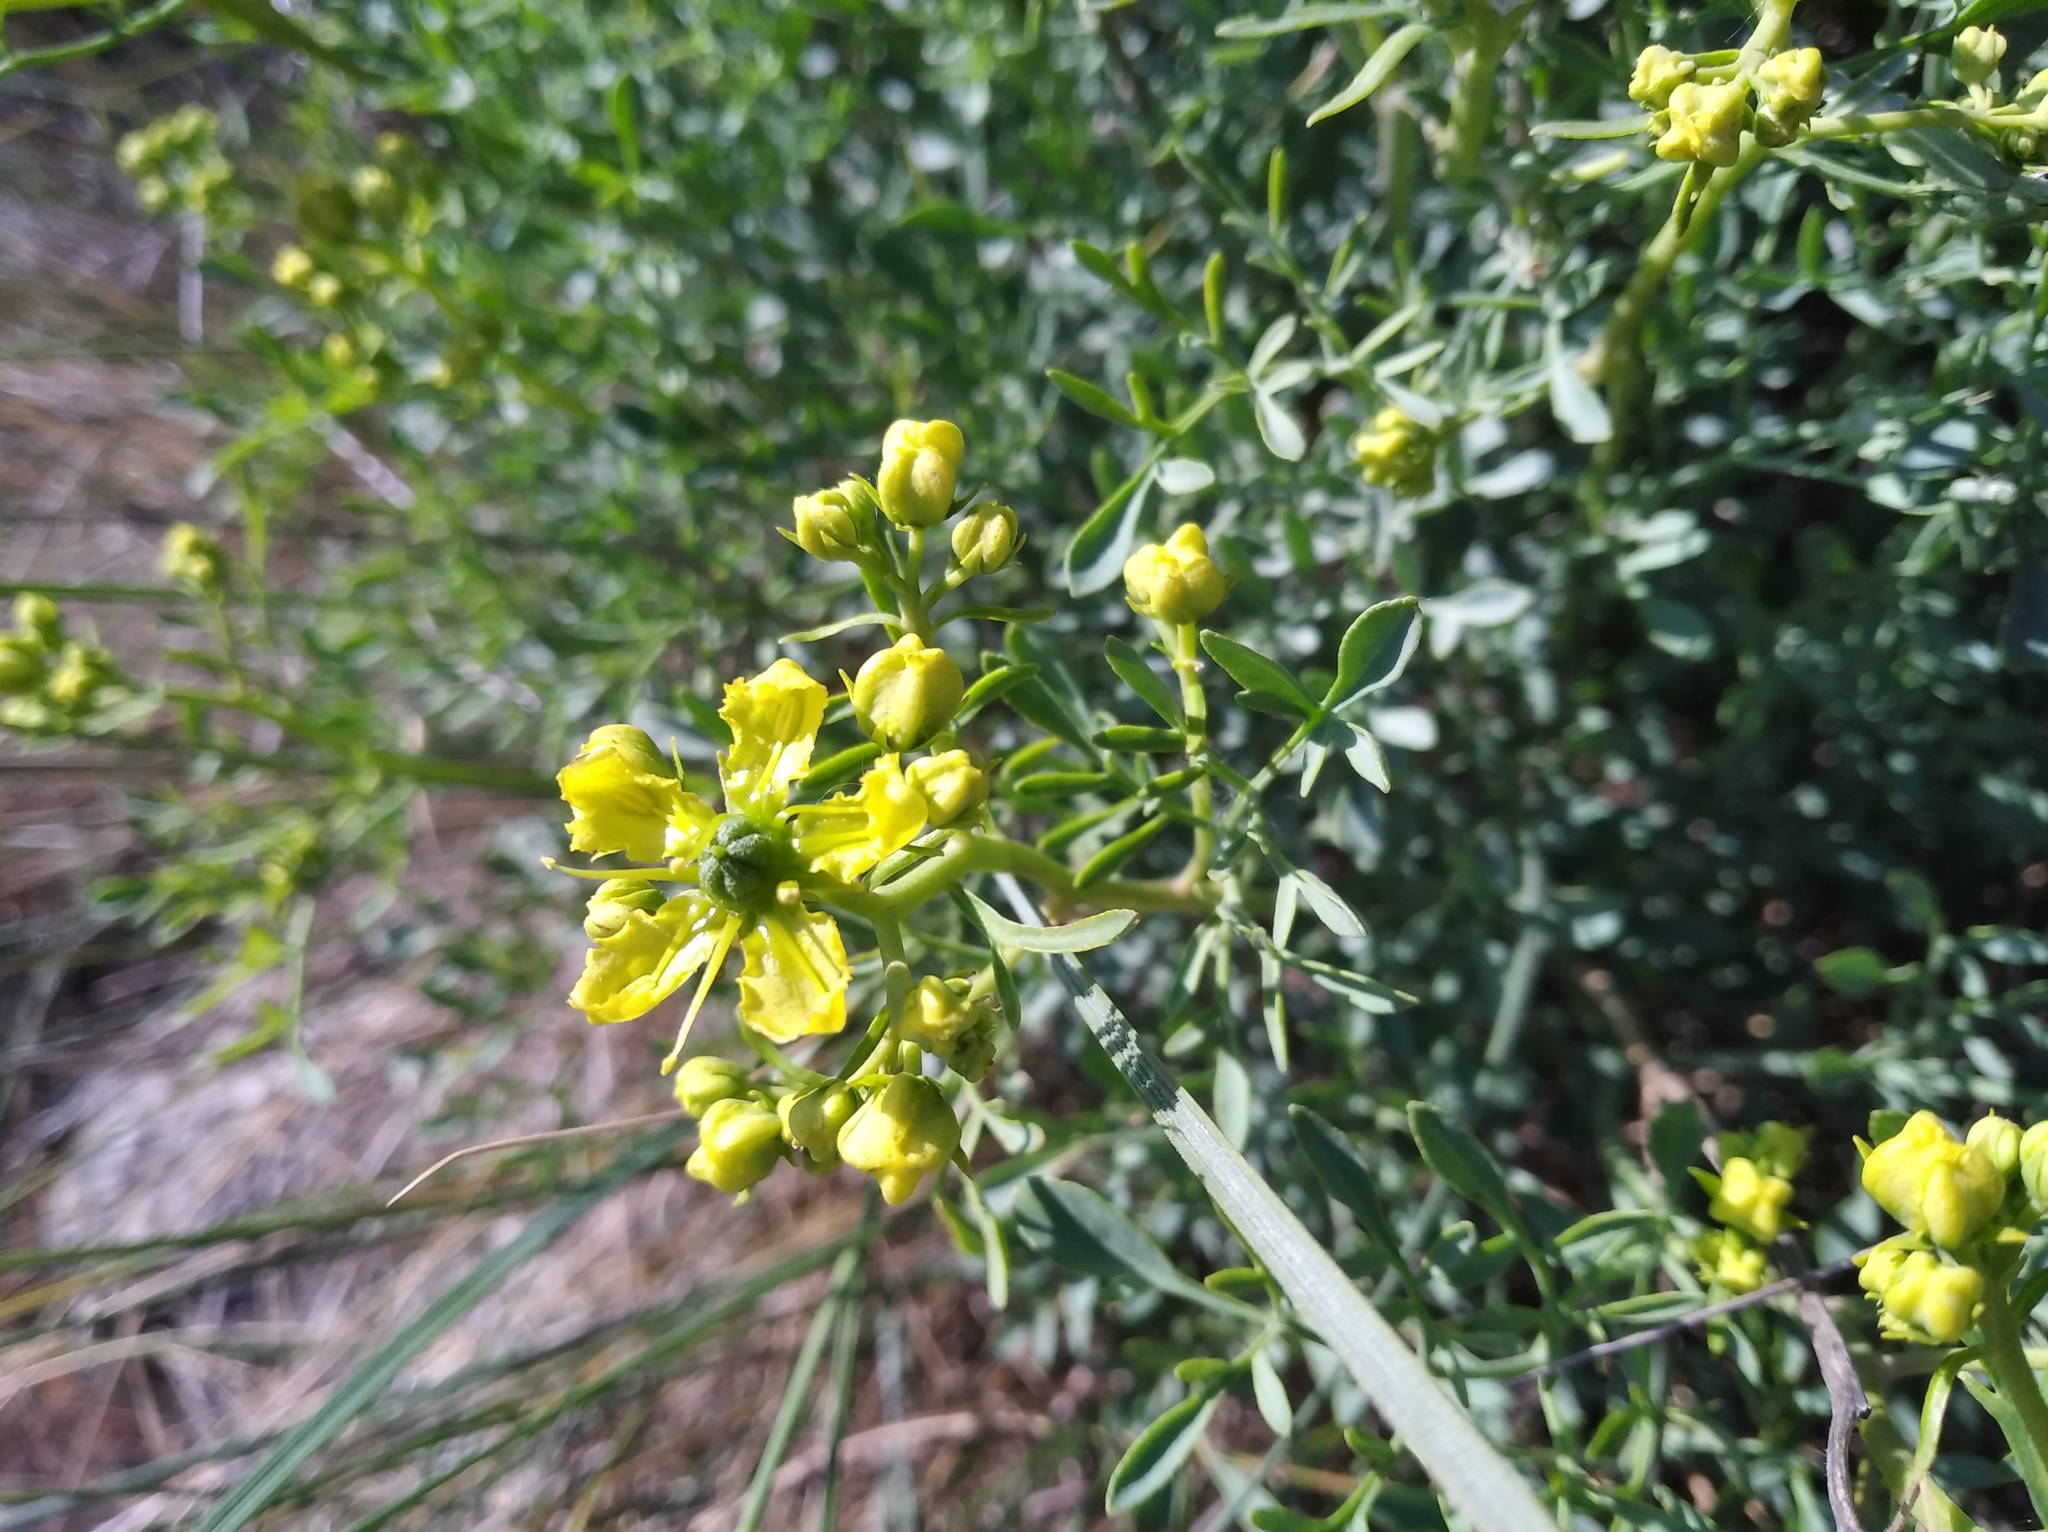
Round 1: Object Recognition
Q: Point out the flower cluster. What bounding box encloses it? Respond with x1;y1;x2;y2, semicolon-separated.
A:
554;417;1022;1208
117;105;231;217
1689;1121;1808;1294
1628;41;1826;164
0;594;118;731
1853;1110;2041;1342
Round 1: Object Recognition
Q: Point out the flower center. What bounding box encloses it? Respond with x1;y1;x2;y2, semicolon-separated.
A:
697;815;793;915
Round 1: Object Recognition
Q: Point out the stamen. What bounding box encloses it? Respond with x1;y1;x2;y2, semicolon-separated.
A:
542;858;691;883
662;915;740;1074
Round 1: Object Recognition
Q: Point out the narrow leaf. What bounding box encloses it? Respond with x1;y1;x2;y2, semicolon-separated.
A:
1095;724;1188;752
1408;1104;1523;1237
1254;390;1307;461
1289;1107;1404;1263
1290;868;1365;939
1306;23;1432;125
782;611;898;644
1076;814;1172;889
1200;631;1316;710
1105;637;1185;726
1048;367;1143;429
964;891;1136;954
1251;1350;1295;1436
1063;460;1159;596
1107;1391;1221;1512
1530;115;1653;138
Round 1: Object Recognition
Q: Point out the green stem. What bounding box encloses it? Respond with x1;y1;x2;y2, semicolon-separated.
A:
1166;622;1215;888
1443;10;1516;187
818;831;1209;923
1585;140;1768;466
1977;1284;2048;1516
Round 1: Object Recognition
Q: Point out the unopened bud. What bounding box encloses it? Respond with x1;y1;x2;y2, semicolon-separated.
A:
1628;45;1695;109
1123;523;1227;625
851;635;964;751
14;593;61;648
2020;1120;2048;1203
272;245;316;290
45;642;111;710
685;1096;785;1195
160;523;223;591
792;481;874;563
1692;1228;1767;1293
906;749;987;827
1967;1112;2022;1178
1655;81;1746;168
876;418;966;527
836;1073;960;1205
1708;1157;1796;1242
1870;1247;1984;1343
351;165;402;226
307;273;344;308
1862;1110;2005;1250
950;502;1019;575
0;638;42;697
780;1083;858;1168
673;1055;753;1117
901;976;976;1050
1352;406;1438;498
1954;25;2007;88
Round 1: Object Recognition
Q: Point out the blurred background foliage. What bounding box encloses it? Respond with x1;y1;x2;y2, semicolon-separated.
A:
3;0;2048;1527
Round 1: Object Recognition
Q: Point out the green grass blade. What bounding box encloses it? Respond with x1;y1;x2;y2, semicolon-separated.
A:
193;1124;686;1532
736;1240;864;1532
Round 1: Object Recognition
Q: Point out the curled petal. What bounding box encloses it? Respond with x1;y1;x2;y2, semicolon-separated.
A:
559;726;692;863
570;891;727;1024
664;791;720;863
738;904;849;1043
718;659;826;817
791;755;928;882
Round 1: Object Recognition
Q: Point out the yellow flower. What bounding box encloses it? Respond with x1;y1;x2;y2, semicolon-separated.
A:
45;642;111;709
1709;1156;1796;1242
907;749;987;827
837;1073;960;1204
561;660;926;1058
686;1096;786;1196
877;418;966;528
1861;1110;2006;1251
1352;407;1437;498
951;502;1019;575
1124;524;1227;625
851;635;964;751
1655;82;1746;168
272;245;315;290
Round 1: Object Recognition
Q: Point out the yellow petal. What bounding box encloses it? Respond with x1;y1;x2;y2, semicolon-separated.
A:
569;892;726;1024
791;755;928;882
558;728;695;863
718;659;826;817
664;792;720;863
737;904;848;1043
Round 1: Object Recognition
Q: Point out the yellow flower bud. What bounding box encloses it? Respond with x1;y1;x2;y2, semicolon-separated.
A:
307;273;344;308
116;130;154;175
272;245;316;290
901;976;976;1050
939;1010;999;1082
1709;1156;1796;1243
351;164;402;226
1862;1110;2006;1250
1874;1250;1984;1343
557;724;685;864
1968;1113;2023;1179
1693;1228;1767;1293
779;1083;858;1169
1954;25;2008;88
45;641;111;709
1856;1231;1919;1298
1628;45;1696;109
876;418;966;527
1655;82;1747;168
673;1055;753;1117
851;634;964;751
686;1097;786;1196
1123;523;1227;625
1352;407;1437;498
836;1074;960;1204
0;639;42;697
322;333;357;370
950;502;1019;575
1755;48;1826;143
2020;1121;2048;1204
160;523;222;592
906;749;987;827
14;593;61;647
581;877;666;940
791;481;875;563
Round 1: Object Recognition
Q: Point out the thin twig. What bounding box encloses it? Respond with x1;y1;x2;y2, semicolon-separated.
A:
384;1111;686;1207
1784;1242;1873;1532
1514;1257;1861;1381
